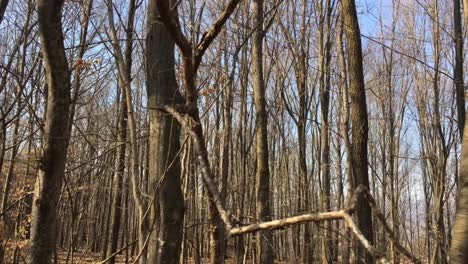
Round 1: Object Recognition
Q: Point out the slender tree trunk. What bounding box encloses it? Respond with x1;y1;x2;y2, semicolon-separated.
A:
337;15;352;263
252;0;274;262
341;0;374;262
318;1;332;261
0;86;20;222
27;0;71;263
454;0;464;140
105;87;127;264
106;1;149;262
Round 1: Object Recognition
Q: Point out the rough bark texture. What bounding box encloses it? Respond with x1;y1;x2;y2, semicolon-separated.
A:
146;1;184;262
318;1;332;261
337;15;352;264
252;0;274;263
450;114;468;263
450;1;468;262
27;0;71;263
341;0;374;262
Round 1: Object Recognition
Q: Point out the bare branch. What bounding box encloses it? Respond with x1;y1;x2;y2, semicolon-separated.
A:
154;0;191;56
194;0;242;70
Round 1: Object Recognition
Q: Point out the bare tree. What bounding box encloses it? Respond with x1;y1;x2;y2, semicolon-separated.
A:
252;0;274;263
450;1;468;262
341;0;374;262
454;0;464;138
27;0;71;263
146;0;184;262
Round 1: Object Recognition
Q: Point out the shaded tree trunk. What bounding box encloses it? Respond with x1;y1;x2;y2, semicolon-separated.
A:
146;0;184;262
454;0;464;140
450;1;467;261
450;116;468;263
27;0;71;263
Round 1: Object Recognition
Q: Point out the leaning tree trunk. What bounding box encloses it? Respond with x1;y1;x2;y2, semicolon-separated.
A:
252;0;274;263
146;0;185;263
341;0;374;263
27;0;71;263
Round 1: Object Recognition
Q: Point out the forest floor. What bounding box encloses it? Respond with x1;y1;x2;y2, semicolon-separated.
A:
3;244;128;264
3;245;248;263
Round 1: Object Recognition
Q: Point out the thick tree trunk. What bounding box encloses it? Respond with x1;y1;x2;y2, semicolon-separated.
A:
146;1;185;262
450;114;468;263
27;0;71;263
451;1;467;261
341;0;374;262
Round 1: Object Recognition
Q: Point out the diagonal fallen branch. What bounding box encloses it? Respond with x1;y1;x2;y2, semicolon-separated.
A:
228;185;390;262
164;105;233;230
364;190;422;264
228;184;421;264
164;104;422;264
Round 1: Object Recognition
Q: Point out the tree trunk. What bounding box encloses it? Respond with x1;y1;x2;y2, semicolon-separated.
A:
318;1;332;262
341;0;374;262
450;1;467;261
27;0;71;263
337;15;352;264
105;87;127;264
252;0;274;263
450;114;468;263
146;1;184;262
454;0;465;140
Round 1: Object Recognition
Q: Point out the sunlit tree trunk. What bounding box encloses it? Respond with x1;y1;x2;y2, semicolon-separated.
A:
252;0;274;262
341;0;374;262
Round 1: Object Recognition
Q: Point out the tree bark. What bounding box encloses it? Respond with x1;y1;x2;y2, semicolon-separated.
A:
252;0;274;263
27;0;71;263
146;1;184;263
341;0;374;262
318;1;333;262
105;87;127;264
450;115;468;263
450;1;467;261
454;0;465;139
